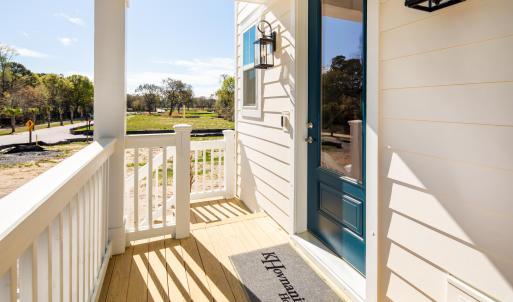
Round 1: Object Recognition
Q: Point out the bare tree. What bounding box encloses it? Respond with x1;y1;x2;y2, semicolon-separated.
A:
135;84;161;113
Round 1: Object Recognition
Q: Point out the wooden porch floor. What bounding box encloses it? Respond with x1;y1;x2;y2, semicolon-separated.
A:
98;198;290;302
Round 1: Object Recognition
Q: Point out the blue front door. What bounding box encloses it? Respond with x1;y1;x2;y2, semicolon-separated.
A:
307;0;366;275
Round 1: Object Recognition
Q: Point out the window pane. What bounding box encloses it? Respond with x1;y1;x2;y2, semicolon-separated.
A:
243;26;256;66
249;26;255;64
243;69;256;106
320;0;364;182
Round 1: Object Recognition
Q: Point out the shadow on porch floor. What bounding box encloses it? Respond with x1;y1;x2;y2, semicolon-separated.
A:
98;198;289;302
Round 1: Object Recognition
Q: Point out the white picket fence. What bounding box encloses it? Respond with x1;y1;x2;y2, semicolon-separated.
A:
123;128;235;241
0;139;115;302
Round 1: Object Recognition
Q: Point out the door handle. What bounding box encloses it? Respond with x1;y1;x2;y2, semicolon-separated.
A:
307;121;314;129
305;136;314;144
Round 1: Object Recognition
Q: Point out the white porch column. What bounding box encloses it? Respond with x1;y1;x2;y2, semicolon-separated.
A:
94;0;127;255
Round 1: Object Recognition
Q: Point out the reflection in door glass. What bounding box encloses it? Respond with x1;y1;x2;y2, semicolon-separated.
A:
321;0;363;182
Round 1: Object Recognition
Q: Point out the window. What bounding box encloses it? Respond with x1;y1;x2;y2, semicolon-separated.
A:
243;26;257;107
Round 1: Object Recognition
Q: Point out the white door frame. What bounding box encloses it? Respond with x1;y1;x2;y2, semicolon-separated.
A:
291;0;380;301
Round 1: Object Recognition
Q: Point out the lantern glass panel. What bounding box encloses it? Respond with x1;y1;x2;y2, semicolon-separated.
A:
254;37;274;69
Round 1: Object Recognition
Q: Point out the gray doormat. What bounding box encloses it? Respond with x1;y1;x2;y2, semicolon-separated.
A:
230;244;343;302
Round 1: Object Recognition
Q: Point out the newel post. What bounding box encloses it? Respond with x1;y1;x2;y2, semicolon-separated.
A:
223;130;236;199
174;124;192;239
94;0;127;255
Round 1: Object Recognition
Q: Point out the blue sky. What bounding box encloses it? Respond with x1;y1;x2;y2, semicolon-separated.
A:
0;0;235;97
322;16;363;68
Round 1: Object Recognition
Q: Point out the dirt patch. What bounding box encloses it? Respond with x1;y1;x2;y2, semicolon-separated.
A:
0;142;90;198
0;150;63;165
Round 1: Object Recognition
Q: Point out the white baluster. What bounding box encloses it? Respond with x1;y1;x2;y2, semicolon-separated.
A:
155;150;159;212
162;147;167;226
148;148;154;228
35;229;50;302
85;180;91;297
79;188;85;301
194;150;199;193
210;148;214;191
50;216;61;302
19;246;34;302
72;196;79;302
218;149;222;191
202;149;206;193
0;266;17;302
134;148;139;231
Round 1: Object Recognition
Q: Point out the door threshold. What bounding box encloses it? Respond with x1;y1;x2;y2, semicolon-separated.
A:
291;232;366;302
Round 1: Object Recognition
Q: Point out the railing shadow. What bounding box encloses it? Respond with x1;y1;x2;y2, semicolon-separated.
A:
190;198;252;225
110;233;255;301
101;198;258;302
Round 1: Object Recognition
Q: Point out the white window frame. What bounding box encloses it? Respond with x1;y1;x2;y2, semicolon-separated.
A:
240;21;262;119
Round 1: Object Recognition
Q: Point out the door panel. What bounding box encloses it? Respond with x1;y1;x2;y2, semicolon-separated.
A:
307;0;366;275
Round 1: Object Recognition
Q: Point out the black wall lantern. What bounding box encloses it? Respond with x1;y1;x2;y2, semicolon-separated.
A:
405;0;465;12
254;20;276;69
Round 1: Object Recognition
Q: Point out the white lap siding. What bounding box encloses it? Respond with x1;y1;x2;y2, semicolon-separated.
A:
379;0;513;301
235;0;295;232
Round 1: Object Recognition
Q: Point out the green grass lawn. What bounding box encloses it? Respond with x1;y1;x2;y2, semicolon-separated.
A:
127;112;233;131
73;111;234;134
0;120;85;136
1;111;233;136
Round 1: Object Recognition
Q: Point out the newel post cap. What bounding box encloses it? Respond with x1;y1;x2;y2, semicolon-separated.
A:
173;124;192;132
348;120;362;125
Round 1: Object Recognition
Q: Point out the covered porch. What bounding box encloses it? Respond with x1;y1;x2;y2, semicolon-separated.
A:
0;0;350;301
98;198;289;302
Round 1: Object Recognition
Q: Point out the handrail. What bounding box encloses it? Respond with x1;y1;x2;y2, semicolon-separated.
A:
124;133;177;148
0;138;115;276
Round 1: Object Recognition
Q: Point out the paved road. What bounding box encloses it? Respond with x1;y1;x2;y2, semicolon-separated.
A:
0;122;89;146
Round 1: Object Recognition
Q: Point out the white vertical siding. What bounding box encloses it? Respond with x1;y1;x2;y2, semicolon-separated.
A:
235;0;295;232
379;0;513;301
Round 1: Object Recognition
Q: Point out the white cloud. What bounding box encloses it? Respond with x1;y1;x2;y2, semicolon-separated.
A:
12;46;49;59
170;58;234;71
59;37;78;46
133;57;235;97
20;31;30;38
54;13;85;27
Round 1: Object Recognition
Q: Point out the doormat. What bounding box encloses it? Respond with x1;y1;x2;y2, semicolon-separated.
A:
230;244;343;302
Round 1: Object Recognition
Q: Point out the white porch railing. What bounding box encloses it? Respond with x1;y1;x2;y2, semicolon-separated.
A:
123;127;235;241
0;124;236;301
0;139;115;302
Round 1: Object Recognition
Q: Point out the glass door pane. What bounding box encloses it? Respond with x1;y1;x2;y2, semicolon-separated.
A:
320;0;364;182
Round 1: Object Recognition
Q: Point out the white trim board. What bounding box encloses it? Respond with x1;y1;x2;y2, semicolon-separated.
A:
364;1;380;301
291;0;309;236
291;233;366;302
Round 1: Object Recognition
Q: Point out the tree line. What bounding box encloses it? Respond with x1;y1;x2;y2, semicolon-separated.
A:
322;55;362;136
0;44;93;133
127;75;235;121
